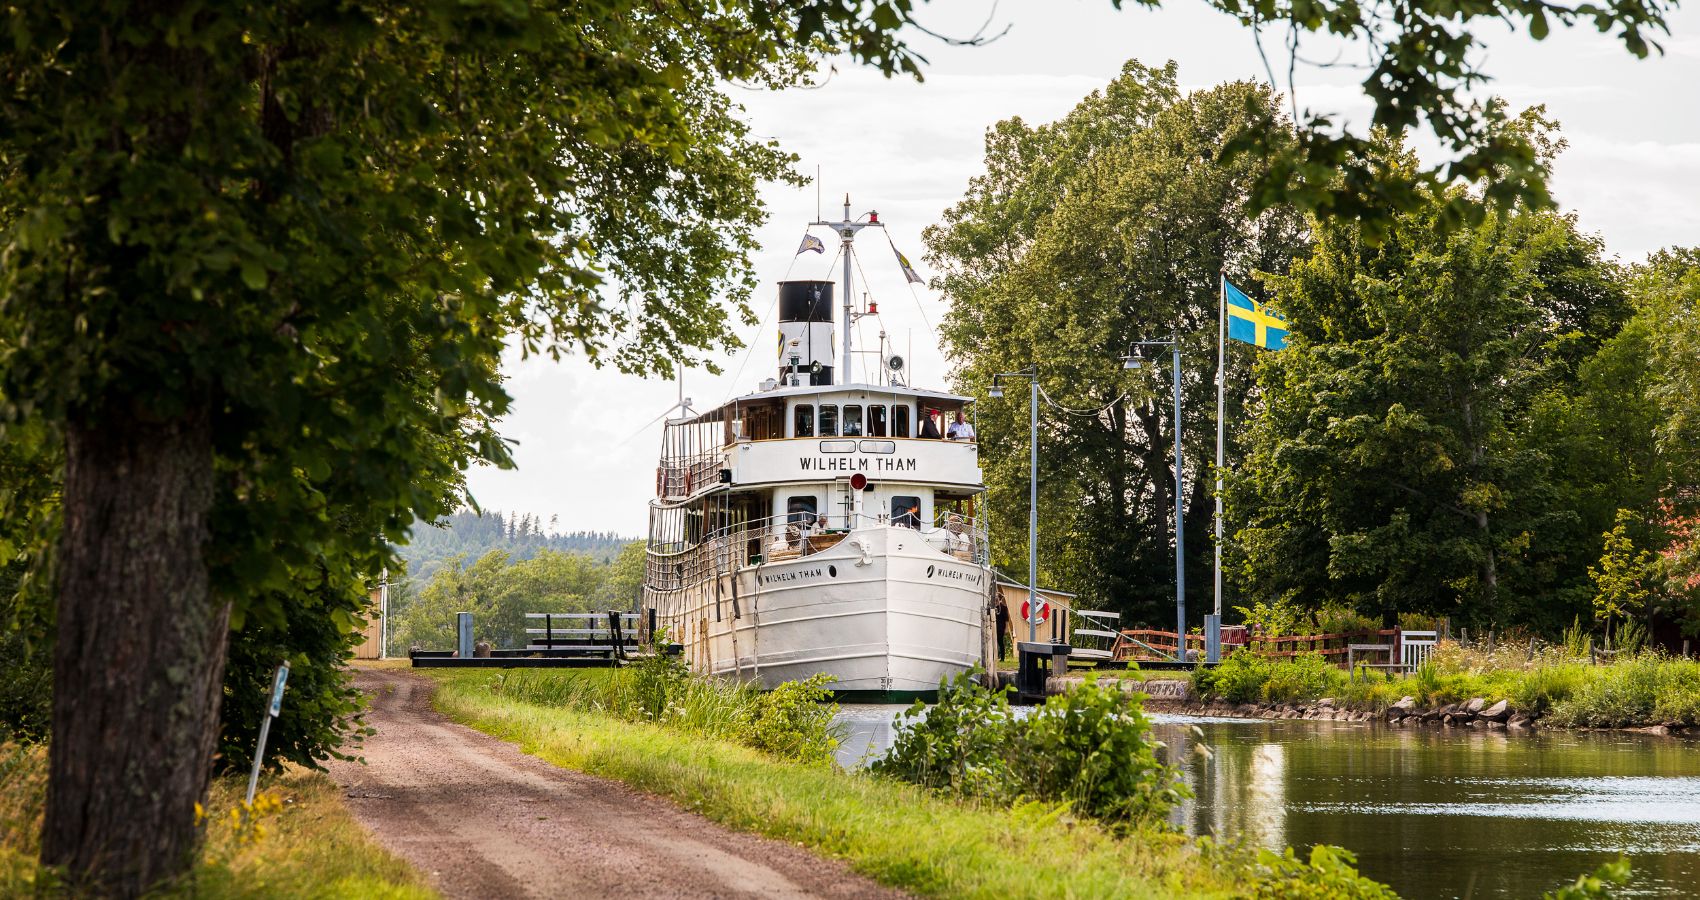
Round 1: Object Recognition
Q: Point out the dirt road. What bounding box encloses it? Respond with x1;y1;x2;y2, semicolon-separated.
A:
327;669;903;899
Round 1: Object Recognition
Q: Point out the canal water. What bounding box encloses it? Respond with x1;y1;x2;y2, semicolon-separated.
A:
833;705;1700;898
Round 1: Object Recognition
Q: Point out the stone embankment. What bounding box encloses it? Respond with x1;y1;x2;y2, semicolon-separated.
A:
1048;676;1537;729
1043;674;1693;734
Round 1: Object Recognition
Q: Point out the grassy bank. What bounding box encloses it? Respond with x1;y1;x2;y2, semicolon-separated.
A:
1191;642;1700;727
428;668;1394;898
0;743;435;898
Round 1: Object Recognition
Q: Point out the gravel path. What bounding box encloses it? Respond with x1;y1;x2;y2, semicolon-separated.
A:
327;668;903;899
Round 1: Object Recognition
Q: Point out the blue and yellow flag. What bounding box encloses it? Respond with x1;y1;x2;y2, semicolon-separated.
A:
1226;280;1288;350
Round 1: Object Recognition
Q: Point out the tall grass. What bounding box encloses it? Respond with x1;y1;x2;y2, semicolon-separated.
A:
1191;640;1700;728
0;741;435;898
490;655;841;764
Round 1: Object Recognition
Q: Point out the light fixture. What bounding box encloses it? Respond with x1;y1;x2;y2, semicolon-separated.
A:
1123;356;1142;370
989;383;1005;398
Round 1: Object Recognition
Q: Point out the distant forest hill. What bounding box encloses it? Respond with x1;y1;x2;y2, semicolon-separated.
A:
395;510;637;585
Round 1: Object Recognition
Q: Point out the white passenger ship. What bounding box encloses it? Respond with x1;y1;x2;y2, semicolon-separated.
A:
642;200;995;699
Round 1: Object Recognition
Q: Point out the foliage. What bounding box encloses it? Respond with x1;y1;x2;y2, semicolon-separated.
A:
0;0;929;885
1588;509;1660;644
744;675;840;766
398;510;636;585
1544;655;1700;728
1261;653;1348;703
1236;598;1305;639
1544;857;1633;900
1192;652;1278;704
870;670;1019;798
1250;845;1397;899
928;65;1309;624
1019;677;1189;828
219;587;371;774
1192;652;1346;704
390;548;639;653
490;663;841;766
874;671;1187;831
1228;134;1661;635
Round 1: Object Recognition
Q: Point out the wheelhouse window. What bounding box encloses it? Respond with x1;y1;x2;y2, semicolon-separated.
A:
842;404;863;436
787;496;818;527
892;495;922;529
868;405;887;437
793;403;814;438
893;405;910;437
818;404;838;437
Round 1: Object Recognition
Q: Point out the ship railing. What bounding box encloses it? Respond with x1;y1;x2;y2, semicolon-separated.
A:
655;451;723;501
643;512;990;594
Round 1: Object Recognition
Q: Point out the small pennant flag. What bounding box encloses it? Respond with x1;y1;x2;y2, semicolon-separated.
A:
1226;280;1289;350
892;245;924;284
796;234;826;255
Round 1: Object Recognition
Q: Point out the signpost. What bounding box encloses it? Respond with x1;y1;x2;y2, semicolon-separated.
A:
245;661;290;805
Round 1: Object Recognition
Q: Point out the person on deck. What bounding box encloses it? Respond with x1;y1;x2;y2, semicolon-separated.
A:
946;410;975;441
918;408;942;439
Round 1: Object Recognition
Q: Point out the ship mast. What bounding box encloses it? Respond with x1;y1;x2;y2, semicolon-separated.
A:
810;195;882;384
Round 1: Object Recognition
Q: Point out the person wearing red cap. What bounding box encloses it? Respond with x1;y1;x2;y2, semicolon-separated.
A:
918;407;941;439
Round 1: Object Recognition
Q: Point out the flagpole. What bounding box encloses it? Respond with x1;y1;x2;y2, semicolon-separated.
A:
1210;269;1227;664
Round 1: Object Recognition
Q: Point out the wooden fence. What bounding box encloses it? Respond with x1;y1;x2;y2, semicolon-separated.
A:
1110;627;1434;671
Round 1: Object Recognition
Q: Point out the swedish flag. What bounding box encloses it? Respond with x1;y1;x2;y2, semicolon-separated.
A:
1226;280;1288;350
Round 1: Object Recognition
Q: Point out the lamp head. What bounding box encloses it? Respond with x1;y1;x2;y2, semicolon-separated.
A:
988;383;1005;398
1122;356;1142;370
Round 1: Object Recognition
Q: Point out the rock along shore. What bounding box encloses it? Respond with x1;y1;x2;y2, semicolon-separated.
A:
1043;675;1692;735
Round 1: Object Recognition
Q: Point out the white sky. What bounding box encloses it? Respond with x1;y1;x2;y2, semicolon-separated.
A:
465;1;1700;536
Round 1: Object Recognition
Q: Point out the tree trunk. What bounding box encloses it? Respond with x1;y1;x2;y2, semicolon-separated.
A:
42;401;228;897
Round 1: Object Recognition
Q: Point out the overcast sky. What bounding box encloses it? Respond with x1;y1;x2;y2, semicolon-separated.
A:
462;1;1700;537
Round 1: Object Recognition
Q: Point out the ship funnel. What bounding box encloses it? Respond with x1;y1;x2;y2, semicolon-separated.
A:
777;280;835;386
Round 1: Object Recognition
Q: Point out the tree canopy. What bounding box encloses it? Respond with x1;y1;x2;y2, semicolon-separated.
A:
0;2;927;892
928;62;1308;622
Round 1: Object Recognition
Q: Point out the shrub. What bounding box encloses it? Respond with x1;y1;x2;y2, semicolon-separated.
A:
1261;654;1346;703
1015;678;1188;829
745;674;839;764
1252;845;1398;899
1192;652;1274;704
1546;655;1700;728
1510;663;1586;716
875;671;1187;830
870;669;1016;799
1193;653;1343;705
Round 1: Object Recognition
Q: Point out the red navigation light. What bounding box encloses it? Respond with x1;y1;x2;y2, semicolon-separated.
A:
868;211;879;223
867;301;878;314
850;473;869;491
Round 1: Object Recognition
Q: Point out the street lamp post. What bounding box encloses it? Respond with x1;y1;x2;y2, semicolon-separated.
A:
989;370;1041;643
1124;338;1187;660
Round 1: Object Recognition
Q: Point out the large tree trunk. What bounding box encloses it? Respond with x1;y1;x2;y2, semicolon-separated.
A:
42;401;228;897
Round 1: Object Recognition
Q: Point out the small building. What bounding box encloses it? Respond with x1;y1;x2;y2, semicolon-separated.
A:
351;578;389;660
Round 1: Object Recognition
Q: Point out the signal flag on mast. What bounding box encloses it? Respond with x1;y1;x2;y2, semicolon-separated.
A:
892;244;924;284
796;234;826;255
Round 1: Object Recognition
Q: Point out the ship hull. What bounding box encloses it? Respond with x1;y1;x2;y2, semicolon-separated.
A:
656;526;990;697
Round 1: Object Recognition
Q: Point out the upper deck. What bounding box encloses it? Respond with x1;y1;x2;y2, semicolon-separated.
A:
655;382;981;504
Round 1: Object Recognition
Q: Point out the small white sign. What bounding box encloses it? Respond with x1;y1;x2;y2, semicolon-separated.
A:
268;662;290;718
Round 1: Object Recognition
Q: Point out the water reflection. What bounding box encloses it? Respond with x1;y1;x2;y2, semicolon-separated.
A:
837;705;1700;898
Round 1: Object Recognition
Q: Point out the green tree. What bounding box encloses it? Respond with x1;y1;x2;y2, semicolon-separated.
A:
0;3;919;892
390;548;617;652
1229;136;1633;631
928;65;1308;624
1588;509;1659;645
